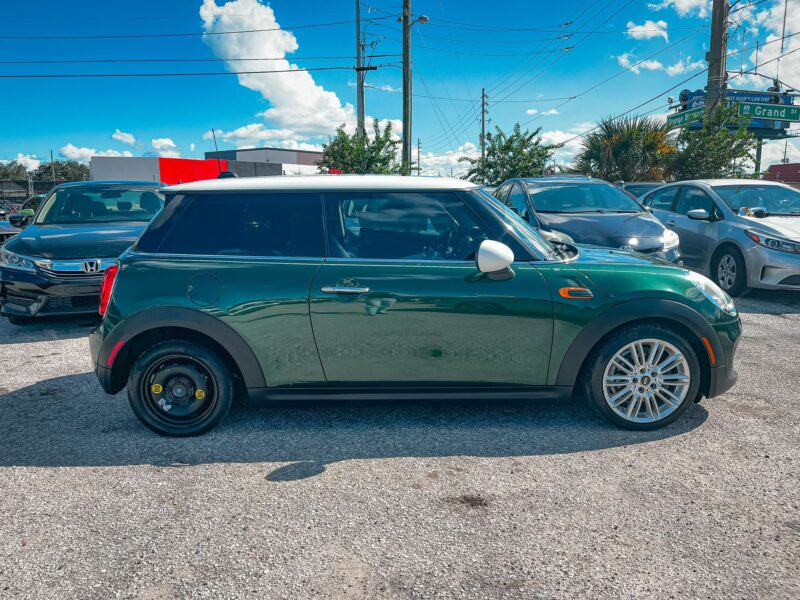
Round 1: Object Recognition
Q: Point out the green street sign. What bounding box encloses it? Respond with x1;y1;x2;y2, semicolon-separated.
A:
737;102;800;121
666;106;704;128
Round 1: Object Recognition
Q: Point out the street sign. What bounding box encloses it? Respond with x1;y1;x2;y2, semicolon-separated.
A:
737;102;800;122
667;106;704;128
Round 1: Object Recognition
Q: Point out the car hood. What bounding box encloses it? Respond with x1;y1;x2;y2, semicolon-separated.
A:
536;211;666;250
5;222;147;259
571;244;680;268
741;215;800;240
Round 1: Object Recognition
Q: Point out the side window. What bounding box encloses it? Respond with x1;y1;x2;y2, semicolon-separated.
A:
324;192;489;261
493;184;510;201
676;187;715;215
506;183;529;218
647;187;679;211
138;192;324;257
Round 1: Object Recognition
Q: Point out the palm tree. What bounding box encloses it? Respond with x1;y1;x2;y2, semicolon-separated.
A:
575;115;675;181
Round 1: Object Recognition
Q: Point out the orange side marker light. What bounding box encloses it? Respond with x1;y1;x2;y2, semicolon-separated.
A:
558;287;594;300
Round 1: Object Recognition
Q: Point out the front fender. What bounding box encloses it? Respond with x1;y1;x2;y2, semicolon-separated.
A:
554;298;725;387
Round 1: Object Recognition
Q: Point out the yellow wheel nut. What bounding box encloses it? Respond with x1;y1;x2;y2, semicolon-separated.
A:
151;383;163;394
195;389;206;400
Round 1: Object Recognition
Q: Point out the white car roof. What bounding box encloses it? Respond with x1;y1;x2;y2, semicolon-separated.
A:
163;175;480;194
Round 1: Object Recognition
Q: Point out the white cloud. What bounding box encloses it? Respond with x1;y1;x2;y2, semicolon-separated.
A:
648;0;710;18
735;1;800;91
111;129;136;146
419;142;479;177
665;56;706;76
539;122;595;165
525;108;539;116
348;80;401;94
541;108;560;116
758;139;800;171
190;143;196;153
626;20;669;42
60;144;133;163
617;52;664;74
151;138;180;158
5;153;41;171
200;0;357;139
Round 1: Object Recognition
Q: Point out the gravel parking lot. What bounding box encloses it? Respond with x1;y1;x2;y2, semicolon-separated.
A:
1;292;799;599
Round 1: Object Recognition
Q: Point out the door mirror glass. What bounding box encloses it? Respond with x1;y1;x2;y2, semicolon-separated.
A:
476;240;514;273
20;208;35;217
687;208;710;220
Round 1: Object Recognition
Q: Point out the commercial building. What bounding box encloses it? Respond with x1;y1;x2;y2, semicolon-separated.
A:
205;146;322;175
764;162;800;189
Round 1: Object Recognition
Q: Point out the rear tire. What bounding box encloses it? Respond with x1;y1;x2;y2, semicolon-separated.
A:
712;247;747;297
127;340;233;437
583;325;702;431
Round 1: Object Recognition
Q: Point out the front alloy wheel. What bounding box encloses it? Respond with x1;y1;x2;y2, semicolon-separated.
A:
602;339;690;424
586;325;702;430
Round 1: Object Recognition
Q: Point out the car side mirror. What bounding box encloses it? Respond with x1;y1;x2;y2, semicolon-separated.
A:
687;208;710;221
8;214;28;228
476;240;514;274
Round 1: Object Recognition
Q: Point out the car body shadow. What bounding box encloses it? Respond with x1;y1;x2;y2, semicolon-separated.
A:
735;289;800;315
0;373;709;480
0;315;99;344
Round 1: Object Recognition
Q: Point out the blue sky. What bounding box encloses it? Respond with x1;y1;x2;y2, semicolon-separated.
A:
1;0;798;174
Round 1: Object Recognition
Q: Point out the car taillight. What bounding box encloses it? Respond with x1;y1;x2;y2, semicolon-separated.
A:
99;264;119;316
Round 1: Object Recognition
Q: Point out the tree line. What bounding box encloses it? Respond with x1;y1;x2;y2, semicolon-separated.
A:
0;159;90;183
318;106;757;185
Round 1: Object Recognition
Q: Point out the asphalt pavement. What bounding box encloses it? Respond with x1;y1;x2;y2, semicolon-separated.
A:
0;291;798;599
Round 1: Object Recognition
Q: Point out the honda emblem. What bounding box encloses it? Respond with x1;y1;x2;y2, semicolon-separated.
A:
82;259;101;273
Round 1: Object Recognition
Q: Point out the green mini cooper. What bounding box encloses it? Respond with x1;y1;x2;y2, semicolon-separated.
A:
89;176;741;436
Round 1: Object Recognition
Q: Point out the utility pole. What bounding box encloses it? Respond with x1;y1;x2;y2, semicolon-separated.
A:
480;87;488;159
754;139;763;177
355;0;365;137
402;0;412;175
417;138;421;175
705;0;729;117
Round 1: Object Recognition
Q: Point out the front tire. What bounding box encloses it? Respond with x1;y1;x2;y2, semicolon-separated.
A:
127;340;233;437
584;325;702;431
712;247;747;296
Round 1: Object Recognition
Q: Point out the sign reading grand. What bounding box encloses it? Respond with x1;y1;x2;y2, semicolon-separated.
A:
738;102;800;122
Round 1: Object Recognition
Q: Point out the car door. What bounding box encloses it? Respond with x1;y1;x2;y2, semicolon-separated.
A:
671;186;723;268
643;185;680;227
309;190;554;387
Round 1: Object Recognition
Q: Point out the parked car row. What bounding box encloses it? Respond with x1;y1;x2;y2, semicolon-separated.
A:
3;172;796;438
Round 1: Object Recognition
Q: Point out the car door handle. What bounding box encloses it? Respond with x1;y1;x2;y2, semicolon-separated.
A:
320;286;370;295
666;221;676;227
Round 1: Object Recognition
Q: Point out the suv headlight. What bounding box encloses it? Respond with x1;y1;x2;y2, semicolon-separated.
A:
746;230;800;254
0;247;37;272
661;229;680;251
686;270;737;316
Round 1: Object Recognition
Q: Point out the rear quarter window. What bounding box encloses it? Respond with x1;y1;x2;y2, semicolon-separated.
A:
136;192;324;257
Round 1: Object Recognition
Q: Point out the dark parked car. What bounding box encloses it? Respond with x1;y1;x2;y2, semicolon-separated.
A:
617;182;666;198
7;194;45;228
493;177;681;262
89;175;739;437
0;181;164;323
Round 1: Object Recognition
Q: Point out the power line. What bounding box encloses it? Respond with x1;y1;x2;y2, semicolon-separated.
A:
0;62;402;79
0;15;396;40
0;54;401;65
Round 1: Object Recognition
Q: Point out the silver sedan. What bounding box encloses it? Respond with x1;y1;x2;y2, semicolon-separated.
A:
641;179;800;295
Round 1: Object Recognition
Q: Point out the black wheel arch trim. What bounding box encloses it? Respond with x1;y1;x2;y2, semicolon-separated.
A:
97;306;266;391
555;299;723;387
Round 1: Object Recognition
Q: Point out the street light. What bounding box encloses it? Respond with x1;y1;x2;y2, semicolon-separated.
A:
401;3;429;175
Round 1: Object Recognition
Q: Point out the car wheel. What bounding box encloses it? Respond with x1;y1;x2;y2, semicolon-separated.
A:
127;340;233;437
712;247;746;296
584;325;702;431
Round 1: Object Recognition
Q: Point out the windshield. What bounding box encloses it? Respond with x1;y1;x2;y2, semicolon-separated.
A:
35;186;165;225
527;182;644;213
625;183;662;197
475;188;555;258
713;184;800;216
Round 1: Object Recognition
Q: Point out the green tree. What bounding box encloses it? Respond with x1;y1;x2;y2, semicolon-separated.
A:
318;119;401;174
459;123;557;185
668;105;756;180
0;160;30;180
31;160;90;183
575;115;675;182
